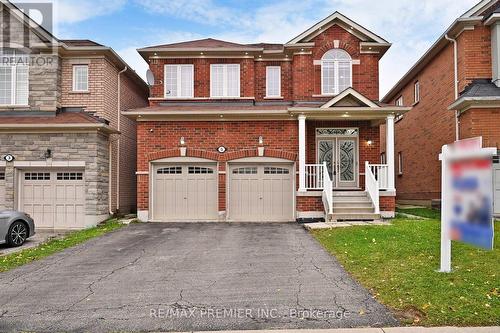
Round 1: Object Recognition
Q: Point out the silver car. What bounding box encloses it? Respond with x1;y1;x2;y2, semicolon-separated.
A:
0;211;36;247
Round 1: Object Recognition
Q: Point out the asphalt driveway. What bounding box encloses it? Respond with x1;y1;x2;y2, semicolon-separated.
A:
0;223;397;332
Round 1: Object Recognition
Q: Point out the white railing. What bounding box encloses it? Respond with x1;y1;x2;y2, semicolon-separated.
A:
305;163;333;215
305;164;325;190
368;164;389;190
365;161;380;214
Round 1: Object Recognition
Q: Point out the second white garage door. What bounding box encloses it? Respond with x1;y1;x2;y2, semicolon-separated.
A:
152;164;218;221
228;164;294;222
20;170;85;229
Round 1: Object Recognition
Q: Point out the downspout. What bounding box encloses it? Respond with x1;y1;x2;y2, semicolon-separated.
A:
445;34;460;141
117;66;128;214
108;140;113;215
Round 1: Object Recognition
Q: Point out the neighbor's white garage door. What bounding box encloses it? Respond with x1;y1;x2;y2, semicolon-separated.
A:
494;156;500;216
152;164;218;221
228;164;294;222
20;170;85;229
0;170;5;211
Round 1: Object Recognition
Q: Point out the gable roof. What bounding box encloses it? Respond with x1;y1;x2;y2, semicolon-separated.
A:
382;0;496;103
287;11;389;44
321;88;380;108
139;38;264;52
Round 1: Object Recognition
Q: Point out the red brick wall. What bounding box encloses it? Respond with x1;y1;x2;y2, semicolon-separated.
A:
381;26;494;202
380;196;395;212
297;196;323;211
147;25;381;104
459;108;500;148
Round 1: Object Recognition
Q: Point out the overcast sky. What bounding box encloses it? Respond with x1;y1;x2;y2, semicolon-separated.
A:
26;0;479;98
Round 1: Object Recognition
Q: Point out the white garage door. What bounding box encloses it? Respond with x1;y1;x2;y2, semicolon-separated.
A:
0;170;5;211
494;156;500;216
152;164;218;221
228;164;294;222
20;170;85;229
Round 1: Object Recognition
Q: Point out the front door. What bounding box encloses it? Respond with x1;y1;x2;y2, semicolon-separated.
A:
318;137;358;188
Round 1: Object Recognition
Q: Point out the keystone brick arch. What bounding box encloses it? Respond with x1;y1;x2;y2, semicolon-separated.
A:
147;148;297;163
315;42;358;59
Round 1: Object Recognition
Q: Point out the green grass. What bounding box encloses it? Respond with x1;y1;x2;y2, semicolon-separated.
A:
312;213;500;326
396;207;441;220
0;219;124;273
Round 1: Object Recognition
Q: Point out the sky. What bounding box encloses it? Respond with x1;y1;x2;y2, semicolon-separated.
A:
21;0;480;98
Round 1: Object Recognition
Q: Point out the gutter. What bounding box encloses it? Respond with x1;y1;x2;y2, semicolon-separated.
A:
444;34;460;141
116;66;128;213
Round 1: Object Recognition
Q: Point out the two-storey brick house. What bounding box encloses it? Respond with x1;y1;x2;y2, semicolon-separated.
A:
0;1;148;229
381;0;500;216
125;12;409;223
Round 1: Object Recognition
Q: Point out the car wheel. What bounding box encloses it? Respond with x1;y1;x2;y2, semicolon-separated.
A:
7;221;28;247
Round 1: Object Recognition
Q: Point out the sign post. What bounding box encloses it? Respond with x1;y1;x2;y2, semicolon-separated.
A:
439;138;496;273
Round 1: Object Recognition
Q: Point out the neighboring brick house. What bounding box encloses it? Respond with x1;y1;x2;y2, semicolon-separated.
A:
124;12;409;223
381;0;500;216
0;2;148;229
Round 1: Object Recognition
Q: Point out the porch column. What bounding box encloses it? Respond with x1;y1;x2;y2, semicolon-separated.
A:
386;115;396;192
298;114;307;192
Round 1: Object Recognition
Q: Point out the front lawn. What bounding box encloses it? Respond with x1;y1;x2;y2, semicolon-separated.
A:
396;207;441;219
312;215;500;326
0;219;124;273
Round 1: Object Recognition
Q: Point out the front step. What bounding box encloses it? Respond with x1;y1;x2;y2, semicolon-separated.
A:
333;207;375;214
333;201;373;208
329;213;381;221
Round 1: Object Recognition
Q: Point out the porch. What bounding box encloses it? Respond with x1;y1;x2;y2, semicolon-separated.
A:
290;89;408;221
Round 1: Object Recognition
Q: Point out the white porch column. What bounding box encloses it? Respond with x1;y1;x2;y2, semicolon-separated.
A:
298;114;307;192
386;115;396;192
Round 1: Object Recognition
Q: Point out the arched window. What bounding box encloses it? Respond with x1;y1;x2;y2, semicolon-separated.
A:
321;49;352;95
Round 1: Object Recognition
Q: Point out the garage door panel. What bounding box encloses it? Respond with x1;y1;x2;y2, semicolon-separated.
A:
21;170;85;229
229;164;294;222
153;163;218;221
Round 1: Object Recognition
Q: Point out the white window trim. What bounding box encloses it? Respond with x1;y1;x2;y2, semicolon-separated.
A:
210;64;240;98
398;152;403;175
164;64;194;98
265;66;281;98
0;64;29;106
72;65;89;92
414;81;420;104
321;59;353;96
395;95;404;106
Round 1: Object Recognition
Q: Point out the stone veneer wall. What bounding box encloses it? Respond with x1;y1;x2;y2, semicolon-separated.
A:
0;132;110;219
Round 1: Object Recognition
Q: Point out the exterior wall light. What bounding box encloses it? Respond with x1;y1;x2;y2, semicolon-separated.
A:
180;137;185;146
44;149;52;159
367;140;373;146
258;136;264;145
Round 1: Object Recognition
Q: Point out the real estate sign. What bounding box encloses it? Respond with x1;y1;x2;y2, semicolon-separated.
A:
439;137;496;272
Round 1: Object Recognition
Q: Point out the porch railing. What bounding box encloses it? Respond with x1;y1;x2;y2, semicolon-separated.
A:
305;163;333;215
367;164;389;190
365;161;380;214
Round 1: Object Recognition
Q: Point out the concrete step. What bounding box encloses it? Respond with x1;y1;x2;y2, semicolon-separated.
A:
333;191;367;197
333;201;374;208
333;195;371;202
329;213;381;221
333;207;375;214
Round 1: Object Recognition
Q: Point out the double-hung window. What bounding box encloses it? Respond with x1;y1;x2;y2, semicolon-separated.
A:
72;65;89;92
164;64;194;98
266;66;281;98
321;49;352;95
0;49;29;105
414;81;420;103
210;64;240;98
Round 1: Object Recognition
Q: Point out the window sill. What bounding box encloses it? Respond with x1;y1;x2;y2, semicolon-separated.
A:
70;91;90;95
264;96;284;100
0;104;29;108
312;94;336;98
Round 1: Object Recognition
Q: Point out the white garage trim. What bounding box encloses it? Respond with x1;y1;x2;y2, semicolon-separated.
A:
150;157;219;222
13;160;86;167
227;158;296;222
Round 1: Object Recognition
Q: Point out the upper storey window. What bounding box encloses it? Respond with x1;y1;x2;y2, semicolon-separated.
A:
210;64;240;98
321;49;352;96
165;64;194;98
0;49;29;105
73;65;89;92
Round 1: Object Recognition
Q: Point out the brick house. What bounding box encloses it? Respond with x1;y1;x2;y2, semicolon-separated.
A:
0;2;148;229
381;0;500;216
124;12;409;223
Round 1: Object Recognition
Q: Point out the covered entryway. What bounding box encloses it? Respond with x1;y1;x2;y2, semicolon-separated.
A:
494;155;500;216
0;169;5;211
20;170;85;229
228;160;294;222
152;162;218;221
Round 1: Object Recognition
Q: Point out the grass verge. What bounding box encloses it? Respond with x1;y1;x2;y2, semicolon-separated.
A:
312;213;499;326
396;207;441;219
0;219;124;273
